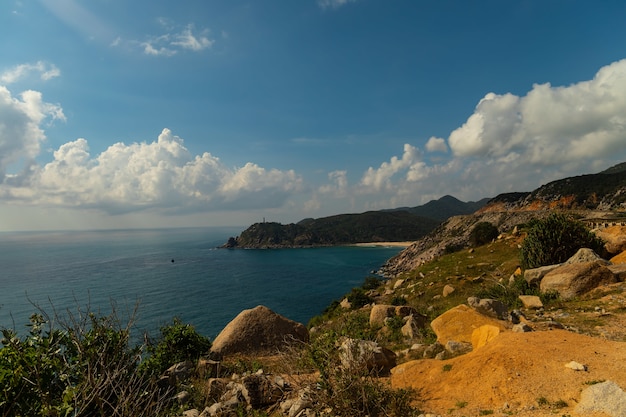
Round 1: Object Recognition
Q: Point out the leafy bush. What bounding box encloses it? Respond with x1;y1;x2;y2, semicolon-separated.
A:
470;222;499;247
0;307;172;417
476;276;539;309
346;287;372;309
140;317;211;376
519;213;605;268
362;276;383;291
295;330;419;417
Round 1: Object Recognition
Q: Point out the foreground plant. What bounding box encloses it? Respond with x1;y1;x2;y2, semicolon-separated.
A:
0;304;209;417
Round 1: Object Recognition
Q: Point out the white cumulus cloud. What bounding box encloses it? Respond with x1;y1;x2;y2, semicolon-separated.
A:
1;61;61;84
360;144;421;191
425;136;448;153
448;59;626;166
2;127;302;214
0;86;65;180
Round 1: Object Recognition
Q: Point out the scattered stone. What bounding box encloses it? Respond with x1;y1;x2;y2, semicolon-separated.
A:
211;305;309;356
565;361;587;371
575;380;626;417
423;342;445;359
339;298;351;309
393;279;405;290
540;261;617;300
467;297;509;320
518;295;543;309
444;340;472;357
442;284;455;297
512;323;533;333
182;409;200;417
174;390;191;404
402;314;426;339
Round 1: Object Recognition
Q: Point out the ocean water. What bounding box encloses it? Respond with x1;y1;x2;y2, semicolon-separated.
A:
0;227;402;339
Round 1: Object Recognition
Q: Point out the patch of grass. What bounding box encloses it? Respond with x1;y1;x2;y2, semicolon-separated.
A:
455;400;468;409
553;399;568;408
479;410;494;415
537;397;549;406
584;379;606;385
442;364;453;372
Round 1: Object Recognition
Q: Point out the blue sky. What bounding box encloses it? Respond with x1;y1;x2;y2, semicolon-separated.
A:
1;0;626;231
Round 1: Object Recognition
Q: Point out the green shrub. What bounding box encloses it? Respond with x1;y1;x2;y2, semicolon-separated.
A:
0;307;171;417
470;222;499;247
362;276;383;291
300;330;419;417
519;213;605;268
140;318;211;376
346;287;372;309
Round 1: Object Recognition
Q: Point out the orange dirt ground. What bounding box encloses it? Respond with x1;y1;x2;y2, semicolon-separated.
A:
391;329;626;416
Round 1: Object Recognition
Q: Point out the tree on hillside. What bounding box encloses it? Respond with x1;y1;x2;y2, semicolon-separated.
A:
519;213;605;269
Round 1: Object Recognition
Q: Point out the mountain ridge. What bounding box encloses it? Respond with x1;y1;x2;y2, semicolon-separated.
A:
223;195;487;248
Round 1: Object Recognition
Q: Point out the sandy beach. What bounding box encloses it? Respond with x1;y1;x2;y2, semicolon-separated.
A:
351;241;414;248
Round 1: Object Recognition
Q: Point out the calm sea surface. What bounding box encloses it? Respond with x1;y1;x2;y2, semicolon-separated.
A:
0;227;402;339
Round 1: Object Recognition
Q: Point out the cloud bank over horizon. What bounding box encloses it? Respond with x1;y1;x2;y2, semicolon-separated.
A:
1;58;626;223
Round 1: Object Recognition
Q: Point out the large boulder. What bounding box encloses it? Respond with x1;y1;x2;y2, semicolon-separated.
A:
594;225;626;255
430;304;507;345
611;250;626;265
524;264;561;286
369;305;396;327
211;305;308;356
339;338;396;373
540;261;617;300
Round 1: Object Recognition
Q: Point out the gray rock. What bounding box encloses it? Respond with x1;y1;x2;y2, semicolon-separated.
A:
524;264;561;286
241;374;284;408
467;297;508;320
512;323;533;333
339;338;396;373
423;342;445;359
540;261;617;299
564;248;610;265
518;295;543;309
182;409;200;417
444;340;472;357
575;381;626;416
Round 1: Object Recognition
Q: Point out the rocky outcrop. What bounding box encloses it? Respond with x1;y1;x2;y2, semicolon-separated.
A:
594;225;626;255
381;211;549;276
540;261;617;299
211;305;309;356
430;304;507;346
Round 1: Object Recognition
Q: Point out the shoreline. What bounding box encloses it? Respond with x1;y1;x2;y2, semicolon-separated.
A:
350;241;414;248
